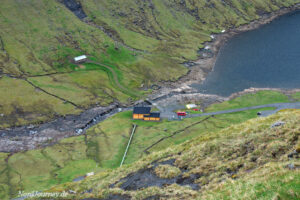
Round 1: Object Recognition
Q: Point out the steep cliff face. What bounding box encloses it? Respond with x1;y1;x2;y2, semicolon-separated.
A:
0;0;299;128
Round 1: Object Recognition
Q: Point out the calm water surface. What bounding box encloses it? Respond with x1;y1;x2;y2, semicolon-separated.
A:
192;10;300;96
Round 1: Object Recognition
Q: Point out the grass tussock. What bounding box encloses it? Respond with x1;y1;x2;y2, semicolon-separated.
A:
154;165;181;179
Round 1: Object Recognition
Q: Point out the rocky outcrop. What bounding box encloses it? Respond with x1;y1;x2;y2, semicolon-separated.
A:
62;0;87;19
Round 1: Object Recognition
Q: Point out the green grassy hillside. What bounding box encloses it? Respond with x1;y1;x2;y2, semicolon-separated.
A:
0;90;289;200
44;109;300;200
0;90;298;199
1;0;299;128
0;106;268;200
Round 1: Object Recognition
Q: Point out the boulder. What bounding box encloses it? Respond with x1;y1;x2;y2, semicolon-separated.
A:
288;150;299;159
271;121;285;128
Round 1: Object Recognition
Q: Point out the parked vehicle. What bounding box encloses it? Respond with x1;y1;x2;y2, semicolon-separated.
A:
177;112;187;116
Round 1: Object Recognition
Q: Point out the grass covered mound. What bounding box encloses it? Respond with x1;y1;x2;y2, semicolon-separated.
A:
205;90;291;112
1;0;299;128
46;109;300;200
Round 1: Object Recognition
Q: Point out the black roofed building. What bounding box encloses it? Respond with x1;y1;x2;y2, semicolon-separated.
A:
143;112;161;121
133;107;160;121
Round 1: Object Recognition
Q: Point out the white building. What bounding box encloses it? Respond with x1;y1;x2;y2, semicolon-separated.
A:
74;55;87;63
186;104;197;109
86;172;95;177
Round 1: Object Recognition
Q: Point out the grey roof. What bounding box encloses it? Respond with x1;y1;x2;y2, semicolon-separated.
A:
149;113;160;118
133;107;151;114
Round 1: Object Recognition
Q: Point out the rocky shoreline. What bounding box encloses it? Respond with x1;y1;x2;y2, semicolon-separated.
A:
1;4;300;153
158;3;300;90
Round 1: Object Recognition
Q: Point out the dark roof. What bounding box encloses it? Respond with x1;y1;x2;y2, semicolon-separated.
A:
149;113;160;118
133;107;151;114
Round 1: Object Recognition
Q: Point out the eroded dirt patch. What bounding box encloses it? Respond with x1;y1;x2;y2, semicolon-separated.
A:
111;159;200;191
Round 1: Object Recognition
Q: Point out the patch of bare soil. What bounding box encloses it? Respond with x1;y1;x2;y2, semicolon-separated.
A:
111;159;200;191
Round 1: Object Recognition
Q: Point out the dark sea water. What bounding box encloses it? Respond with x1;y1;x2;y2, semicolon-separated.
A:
191;10;300;96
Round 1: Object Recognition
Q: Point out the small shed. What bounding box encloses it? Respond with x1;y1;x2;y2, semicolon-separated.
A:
74;55;87;63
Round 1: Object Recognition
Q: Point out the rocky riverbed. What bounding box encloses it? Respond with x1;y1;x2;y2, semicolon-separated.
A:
0;103;120;152
0;85;226;152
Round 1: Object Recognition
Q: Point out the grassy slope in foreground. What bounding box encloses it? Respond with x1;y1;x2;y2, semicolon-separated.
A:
0;90;293;199
1;0;299;128
46;109;300;200
0;109;268;200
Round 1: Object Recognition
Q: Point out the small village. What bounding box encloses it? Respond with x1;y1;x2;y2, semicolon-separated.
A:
132;103;203;122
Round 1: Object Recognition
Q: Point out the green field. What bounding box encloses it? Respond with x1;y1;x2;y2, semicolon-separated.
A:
0;77;81;129
47;109;300;200
0;90;298;198
1;0;299;128
291;92;300;101
0;108;274;199
1;90;298;199
205;91;291;112
0;88;299;199
1;1;300;198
